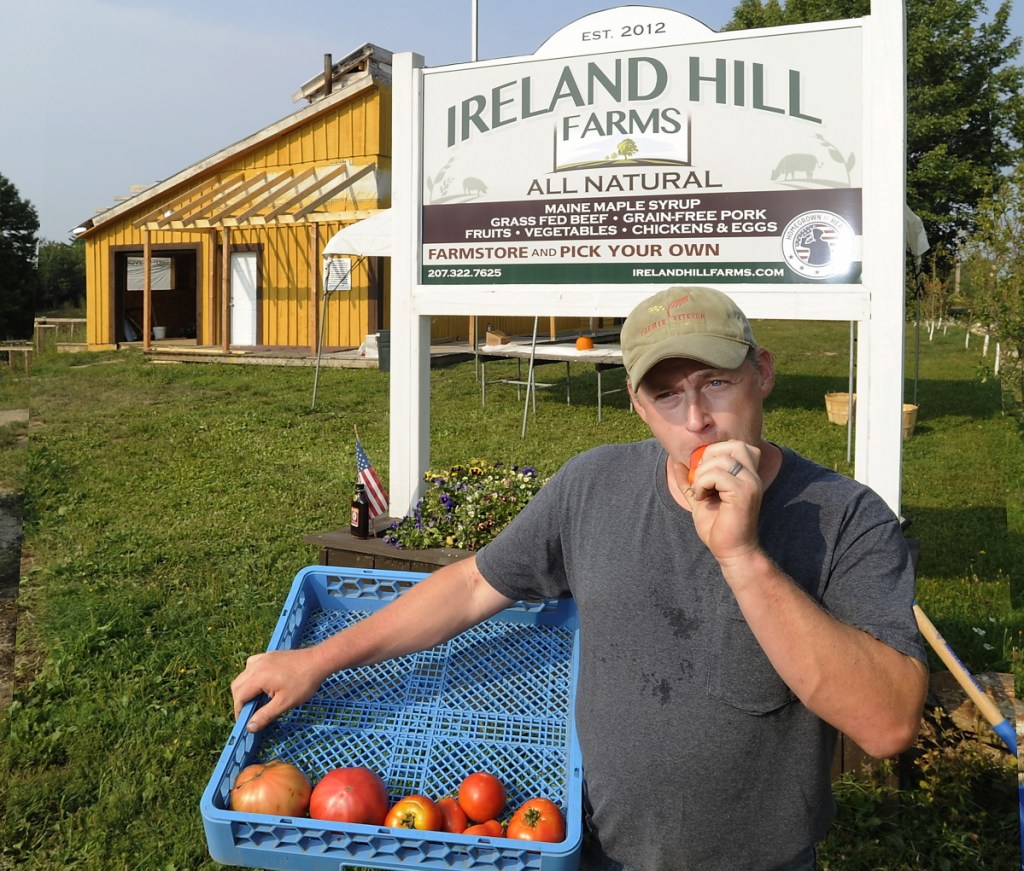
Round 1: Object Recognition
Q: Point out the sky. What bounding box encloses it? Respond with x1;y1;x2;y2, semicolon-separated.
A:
1;0;1021;243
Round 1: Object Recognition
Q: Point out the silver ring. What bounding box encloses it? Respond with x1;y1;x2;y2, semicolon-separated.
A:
728;460;743;477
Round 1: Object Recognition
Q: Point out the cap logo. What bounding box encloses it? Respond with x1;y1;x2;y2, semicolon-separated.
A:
639;294;709;337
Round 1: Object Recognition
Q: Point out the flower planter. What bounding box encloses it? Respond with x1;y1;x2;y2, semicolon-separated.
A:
304;524;469;573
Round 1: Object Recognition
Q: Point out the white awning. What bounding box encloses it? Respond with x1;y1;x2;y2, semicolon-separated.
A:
323;208;391;257
904;204;930;257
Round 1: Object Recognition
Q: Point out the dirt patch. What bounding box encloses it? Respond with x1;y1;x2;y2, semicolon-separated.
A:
0;599;16;709
0;492;23;711
0;410;27;711
0;409;28;428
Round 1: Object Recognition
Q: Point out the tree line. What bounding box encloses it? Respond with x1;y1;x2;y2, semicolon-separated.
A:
0;174;85;341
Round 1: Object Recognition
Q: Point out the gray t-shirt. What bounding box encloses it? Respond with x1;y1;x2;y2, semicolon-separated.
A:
476;439;925;871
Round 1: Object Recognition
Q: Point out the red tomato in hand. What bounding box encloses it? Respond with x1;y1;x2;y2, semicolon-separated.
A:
457;771;506;823
309;766;389;825
437;796;469;833
384;794;443;831
464;819;504;837
230;759;311;817
506;798;566;843
687;444;708;485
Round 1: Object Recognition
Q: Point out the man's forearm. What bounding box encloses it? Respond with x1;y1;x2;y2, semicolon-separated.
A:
720;548;928;757
310;556;515;679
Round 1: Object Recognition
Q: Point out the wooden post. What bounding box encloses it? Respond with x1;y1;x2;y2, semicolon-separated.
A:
221;227;231;352
206;229;218;345
309;223;319;356
142;229;152;350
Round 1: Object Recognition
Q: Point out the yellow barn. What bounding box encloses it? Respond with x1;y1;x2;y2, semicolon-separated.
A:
76;44;591;358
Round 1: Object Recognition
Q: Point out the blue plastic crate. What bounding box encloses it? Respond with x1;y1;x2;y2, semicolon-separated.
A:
201;565;583;871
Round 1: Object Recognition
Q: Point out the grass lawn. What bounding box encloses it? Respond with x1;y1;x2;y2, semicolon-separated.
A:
0;320;1020;870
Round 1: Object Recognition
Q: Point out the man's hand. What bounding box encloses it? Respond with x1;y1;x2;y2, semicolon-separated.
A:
683;439;763;565
230;647;328;733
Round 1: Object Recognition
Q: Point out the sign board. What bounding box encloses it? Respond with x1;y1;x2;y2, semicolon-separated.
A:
390;5;906;514
323;256;353;292
420;18;861;287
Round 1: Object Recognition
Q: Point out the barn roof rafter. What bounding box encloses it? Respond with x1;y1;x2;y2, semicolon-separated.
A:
132;161;378;231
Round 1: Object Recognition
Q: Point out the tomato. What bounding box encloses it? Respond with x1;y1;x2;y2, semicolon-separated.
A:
230;759;311;817
308;766;389;826
506;798;566;843
464;819;504;837
457;771;506;823
437;796;469;833
687;444;708;485
384;794;443;831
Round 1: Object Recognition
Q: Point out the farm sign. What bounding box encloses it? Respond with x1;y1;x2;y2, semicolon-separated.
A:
390;5;908;515
420;15;862;285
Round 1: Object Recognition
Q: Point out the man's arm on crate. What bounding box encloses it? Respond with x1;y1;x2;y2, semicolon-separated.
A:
231;556;515;733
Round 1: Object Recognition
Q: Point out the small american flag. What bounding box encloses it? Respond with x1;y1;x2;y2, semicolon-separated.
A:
356;437;389;518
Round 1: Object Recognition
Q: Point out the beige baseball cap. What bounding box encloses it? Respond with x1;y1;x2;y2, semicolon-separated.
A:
621;287;757;386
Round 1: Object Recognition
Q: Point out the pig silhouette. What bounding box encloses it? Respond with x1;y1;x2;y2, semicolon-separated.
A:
463;177;488;196
770;154;822;181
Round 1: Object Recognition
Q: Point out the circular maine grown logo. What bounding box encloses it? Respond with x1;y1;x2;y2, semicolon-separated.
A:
780;211;856;280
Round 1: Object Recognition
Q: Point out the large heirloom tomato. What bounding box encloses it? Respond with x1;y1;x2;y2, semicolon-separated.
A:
230;759;312;817
506;798;566;843
384;794;443;831
457;771;506;823
309;766;389;826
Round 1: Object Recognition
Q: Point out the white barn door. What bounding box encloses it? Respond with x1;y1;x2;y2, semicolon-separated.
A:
230;252;258;346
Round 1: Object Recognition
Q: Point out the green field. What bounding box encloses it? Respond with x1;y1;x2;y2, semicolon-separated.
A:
0;319;1019;870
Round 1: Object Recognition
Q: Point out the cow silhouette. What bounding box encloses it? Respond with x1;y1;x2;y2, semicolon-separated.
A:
770;154;822;181
463;177;488;195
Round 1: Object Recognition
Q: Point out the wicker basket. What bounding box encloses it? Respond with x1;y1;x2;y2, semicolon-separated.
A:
902;403;919;440
825;392;856;425
826;394;917;438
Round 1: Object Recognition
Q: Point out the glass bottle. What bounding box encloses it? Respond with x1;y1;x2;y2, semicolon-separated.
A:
350;483;370;539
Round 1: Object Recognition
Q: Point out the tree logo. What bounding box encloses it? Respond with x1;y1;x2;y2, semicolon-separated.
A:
780;211;856;279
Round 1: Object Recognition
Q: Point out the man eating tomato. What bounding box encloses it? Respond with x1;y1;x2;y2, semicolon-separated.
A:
232;286;928;871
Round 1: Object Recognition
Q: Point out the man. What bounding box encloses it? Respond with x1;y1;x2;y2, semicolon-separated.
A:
232;286;928;871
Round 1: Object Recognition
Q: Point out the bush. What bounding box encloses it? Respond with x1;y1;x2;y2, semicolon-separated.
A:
820;713;1020;870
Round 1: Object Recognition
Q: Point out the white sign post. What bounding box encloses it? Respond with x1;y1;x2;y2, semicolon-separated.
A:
391;5;906;514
